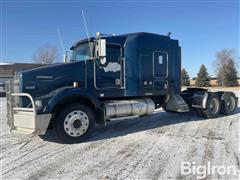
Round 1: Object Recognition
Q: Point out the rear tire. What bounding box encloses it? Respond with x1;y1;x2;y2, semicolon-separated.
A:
54;103;95;144
199;93;221;119
220;92;237;115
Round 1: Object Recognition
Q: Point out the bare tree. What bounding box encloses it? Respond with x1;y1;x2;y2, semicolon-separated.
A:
214;49;238;86
33;44;58;64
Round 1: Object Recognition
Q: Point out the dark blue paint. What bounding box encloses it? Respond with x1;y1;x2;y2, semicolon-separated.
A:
18;32;181;114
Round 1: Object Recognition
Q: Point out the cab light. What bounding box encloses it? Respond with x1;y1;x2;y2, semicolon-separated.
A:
73;82;80;88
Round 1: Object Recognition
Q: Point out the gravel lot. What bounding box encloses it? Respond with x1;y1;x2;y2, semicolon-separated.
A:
1;91;240;180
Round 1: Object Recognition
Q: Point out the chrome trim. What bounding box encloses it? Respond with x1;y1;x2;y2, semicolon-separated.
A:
25;86;36;90
13;107;35;112
192;104;202;108
202;93;209;109
121;58;126;89
104;98;155;119
36;76;53;80
11;93;37;115
7;92;51;135
84;60;87;89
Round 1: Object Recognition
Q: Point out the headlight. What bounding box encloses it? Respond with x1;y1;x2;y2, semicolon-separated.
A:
35;100;42;109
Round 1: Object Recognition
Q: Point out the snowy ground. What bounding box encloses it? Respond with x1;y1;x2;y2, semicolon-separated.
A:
1;91;239;180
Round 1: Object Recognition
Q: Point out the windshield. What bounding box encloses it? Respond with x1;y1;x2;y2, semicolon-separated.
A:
71;42;94;61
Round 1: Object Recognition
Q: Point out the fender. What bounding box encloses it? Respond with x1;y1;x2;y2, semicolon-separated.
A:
44;88;101;114
220;91;230;100
220;91;238;103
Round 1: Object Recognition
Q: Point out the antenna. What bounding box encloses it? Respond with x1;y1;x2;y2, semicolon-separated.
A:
81;9;93;58
57;29;67;63
166;32;171;37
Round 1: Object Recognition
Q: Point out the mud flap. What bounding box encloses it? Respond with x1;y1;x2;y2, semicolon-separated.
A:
163;94;189;112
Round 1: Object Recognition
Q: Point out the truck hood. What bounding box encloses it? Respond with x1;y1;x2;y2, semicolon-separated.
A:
19;61;86;98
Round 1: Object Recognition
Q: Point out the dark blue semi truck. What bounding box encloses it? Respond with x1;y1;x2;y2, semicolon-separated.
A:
6;32;238;143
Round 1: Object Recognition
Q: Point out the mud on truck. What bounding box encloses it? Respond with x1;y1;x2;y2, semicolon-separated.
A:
6;32;238;143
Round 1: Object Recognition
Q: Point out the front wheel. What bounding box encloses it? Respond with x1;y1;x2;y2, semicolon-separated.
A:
54;103;95;143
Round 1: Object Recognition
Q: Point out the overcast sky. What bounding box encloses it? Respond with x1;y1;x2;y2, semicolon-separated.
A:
0;0;239;77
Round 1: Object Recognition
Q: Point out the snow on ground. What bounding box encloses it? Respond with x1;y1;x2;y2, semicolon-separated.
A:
0;91;239;180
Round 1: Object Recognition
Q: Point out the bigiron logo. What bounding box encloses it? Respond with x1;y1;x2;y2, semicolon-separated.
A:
181;161;238;179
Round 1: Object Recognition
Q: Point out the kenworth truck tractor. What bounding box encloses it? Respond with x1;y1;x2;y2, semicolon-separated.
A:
6;32;238;143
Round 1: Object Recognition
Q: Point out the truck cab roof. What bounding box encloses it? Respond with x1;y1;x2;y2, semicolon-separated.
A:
70;32;173;50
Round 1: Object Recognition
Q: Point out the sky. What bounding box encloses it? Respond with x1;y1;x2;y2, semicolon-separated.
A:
0;0;239;78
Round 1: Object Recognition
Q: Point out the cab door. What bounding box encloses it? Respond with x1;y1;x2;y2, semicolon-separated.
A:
153;51;168;78
94;44;123;89
153;51;168;91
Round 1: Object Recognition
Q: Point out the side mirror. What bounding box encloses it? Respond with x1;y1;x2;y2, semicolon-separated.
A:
97;39;106;58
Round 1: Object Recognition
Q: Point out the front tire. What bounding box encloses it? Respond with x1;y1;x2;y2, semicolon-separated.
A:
54;103;95;144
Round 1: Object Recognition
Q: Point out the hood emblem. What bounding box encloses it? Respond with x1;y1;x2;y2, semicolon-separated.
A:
36;76;53;80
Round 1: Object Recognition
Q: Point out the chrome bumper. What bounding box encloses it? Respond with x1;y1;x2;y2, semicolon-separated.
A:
6;81;51;135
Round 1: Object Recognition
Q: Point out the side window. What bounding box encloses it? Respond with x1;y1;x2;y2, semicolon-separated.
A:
106;46;121;63
75;54;90;61
75;47;91;61
71;43;93;61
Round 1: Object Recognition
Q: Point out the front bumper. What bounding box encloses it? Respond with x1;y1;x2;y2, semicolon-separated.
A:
6;81;51;135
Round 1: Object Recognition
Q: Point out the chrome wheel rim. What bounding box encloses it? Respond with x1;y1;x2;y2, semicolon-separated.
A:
64;110;89;137
226;96;236;112
209;98;219;114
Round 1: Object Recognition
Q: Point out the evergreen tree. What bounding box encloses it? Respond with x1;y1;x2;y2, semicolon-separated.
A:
181;68;190;86
224;58;238;86
195;65;210;87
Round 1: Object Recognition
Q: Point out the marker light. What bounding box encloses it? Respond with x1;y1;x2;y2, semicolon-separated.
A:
73;82;80;88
